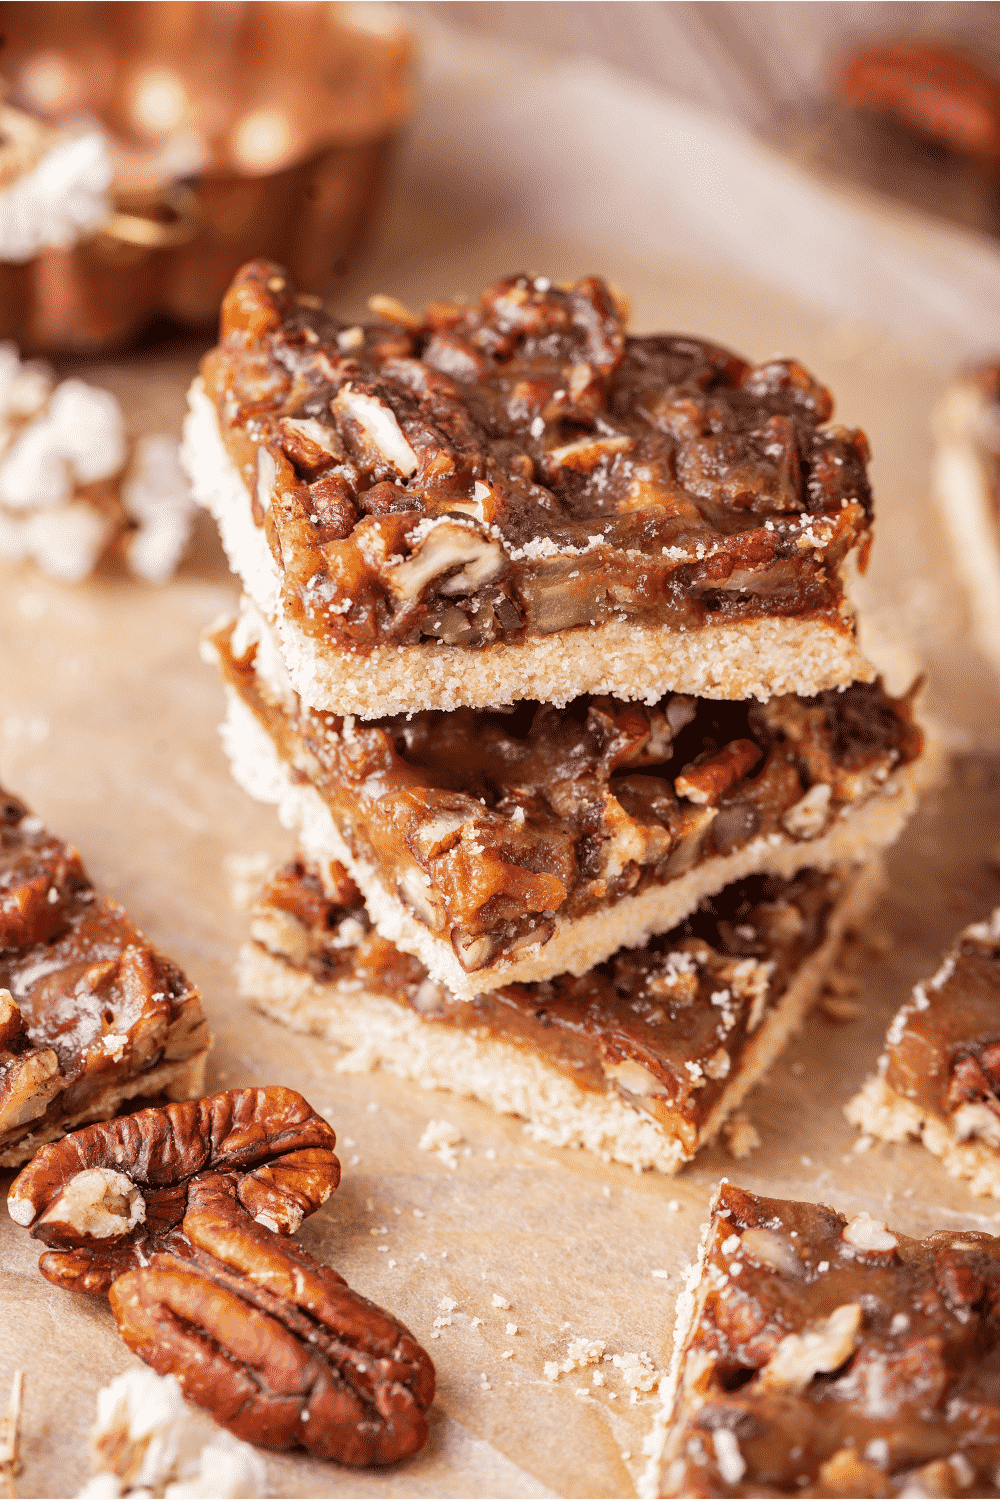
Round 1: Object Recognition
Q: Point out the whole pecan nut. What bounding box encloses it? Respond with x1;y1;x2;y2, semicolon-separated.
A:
111;1174;435;1466
7;1087;435;1466
8;1086;340;1293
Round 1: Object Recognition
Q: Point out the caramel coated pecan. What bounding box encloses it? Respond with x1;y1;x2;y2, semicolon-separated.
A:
7;1087;435;1466
8;1086;339;1293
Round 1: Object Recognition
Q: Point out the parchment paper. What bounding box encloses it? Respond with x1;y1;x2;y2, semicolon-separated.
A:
2;21;1000;1498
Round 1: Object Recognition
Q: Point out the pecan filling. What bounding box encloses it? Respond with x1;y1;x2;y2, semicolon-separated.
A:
252;858;848;1148
218;619;921;971
0;788;208;1160
660;1183;1000;1498
882;913;1000;1130
204;261;874;653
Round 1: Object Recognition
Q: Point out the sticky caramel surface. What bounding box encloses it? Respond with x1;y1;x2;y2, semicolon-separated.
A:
662;1182;1000;1497
882;914;1000;1125
204;261;874;653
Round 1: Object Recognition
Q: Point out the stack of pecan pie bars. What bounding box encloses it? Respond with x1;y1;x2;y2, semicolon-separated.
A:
187;261;929;1175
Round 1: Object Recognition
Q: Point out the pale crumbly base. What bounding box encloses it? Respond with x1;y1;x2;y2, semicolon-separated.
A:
846;1075;1000;1199
217;678;932;1000
640;1195;722;1499
184;378;874;716
240;861;878;1176
0;1048;209;1169
931;377;1000;675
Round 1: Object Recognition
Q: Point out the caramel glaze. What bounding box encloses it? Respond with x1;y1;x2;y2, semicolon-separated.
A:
253;858;846;1153
219;618;921;973
663;1182;1000;1497
883;917;1000;1125
0;788;207;1155
204;261;874;653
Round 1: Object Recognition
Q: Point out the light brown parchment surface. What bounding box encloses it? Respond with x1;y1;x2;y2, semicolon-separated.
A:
3;28;1000;1500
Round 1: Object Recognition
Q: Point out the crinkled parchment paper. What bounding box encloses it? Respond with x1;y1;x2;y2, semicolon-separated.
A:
1;22;1000;1499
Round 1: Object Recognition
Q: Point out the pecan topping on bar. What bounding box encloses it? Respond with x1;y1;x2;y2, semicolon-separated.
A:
8;1089;435;1466
656;1182;1000;1498
201;261;874;654
221;615;921;971
0;788;209;1165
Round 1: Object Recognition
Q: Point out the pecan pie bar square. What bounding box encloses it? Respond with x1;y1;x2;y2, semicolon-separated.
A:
184;260;876;719
207;601;929;998
647;1181;1000;1498
847;909;1000;1197
238;854;877;1175
0;786;210;1165
932;362;1000;675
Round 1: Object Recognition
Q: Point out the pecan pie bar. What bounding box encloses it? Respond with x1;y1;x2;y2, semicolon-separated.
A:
184;260;876;718
0;786;209;1166
847;910;1000;1197
240;856;876;1174
932;362;1000;674
208;601;927;998
647;1181;1000;1498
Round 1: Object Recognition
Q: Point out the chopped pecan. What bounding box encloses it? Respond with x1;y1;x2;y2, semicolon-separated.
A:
674;739;762;806
8;1086;340;1293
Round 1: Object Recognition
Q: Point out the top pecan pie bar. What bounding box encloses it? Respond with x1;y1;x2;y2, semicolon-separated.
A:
184;261;875;717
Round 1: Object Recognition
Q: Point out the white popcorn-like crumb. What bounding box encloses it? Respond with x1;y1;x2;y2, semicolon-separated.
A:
83;1366;265;1498
501;1350;513;1360
471;1317;484;1328
122;435;195;583
0;127;111;262
505;1323;518;1336
543;1362;561;1381
439;1297;458;1312
491;1293;510;1310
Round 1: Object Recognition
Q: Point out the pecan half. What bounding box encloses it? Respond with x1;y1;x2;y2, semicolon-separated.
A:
7;1088;435;1467
111;1174;434;1466
8;1086;340;1293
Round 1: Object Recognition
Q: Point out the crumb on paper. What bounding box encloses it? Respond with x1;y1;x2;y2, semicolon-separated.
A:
651;1269;670;1279
611;1352;657;1393
418;1119;464;1169
491;1293;510;1310
471;1317;484;1329
501;1350;513;1360
505;1323;518;1336
722;1110;761;1160
667;1199;680;1212
439;1297;458;1312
